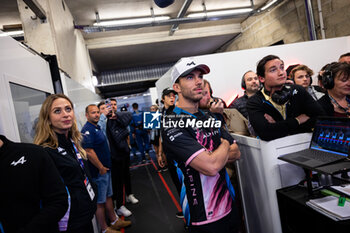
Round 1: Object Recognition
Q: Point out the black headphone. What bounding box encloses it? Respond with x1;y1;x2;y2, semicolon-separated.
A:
241;75;247;89
264;85;292;105
241;71;261;89
322;65;334;89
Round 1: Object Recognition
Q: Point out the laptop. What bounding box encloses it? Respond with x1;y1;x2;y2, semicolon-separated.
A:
279;117;350;169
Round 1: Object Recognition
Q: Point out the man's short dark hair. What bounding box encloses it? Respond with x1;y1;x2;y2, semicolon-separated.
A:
161;88;177;100
339;52;350;60
110;98;117;103
256;55;282;78
132;103;138;109
85;104;97;114
97;101;105;109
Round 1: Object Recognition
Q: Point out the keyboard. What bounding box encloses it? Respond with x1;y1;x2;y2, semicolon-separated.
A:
306;149;345;162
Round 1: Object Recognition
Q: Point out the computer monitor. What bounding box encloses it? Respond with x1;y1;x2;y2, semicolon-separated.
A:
311;117;350;157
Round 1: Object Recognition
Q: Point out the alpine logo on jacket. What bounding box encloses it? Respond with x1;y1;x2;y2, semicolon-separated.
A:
57;147;67;155
11;156;27;166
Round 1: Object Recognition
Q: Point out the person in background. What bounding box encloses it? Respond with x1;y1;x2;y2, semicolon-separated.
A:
82;104;131;233
34;94;96;233
98;101;110;138
119;105;139;163
339;52;350;64
158;88;177;171
110;99;118;113
149;104;165;172
162;58;241;233
200;80;226;119
130;103;150;163
318;62;350;117
289;64;324;100
0;134;68;233
198;80;246;232
199;79;249;136
107;107;139;218
247;55;325;141
228;70;260;119
318;62;350;179
158;87;184;218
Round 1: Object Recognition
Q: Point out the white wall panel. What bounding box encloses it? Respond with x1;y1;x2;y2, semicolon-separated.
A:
0;33;53;141
157;36;350;106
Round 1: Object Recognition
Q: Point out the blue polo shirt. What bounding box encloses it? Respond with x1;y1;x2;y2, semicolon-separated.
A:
81;121;111;178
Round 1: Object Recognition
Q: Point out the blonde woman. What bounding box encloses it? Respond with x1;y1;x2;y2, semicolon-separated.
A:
34;94;96;233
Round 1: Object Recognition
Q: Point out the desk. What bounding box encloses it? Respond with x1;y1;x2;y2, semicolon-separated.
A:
233;133;311;233
277;185;350;233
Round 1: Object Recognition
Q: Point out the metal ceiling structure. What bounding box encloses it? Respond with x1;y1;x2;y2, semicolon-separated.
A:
0;0;282;97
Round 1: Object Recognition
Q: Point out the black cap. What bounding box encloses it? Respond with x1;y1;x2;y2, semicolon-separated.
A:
162;88;177;99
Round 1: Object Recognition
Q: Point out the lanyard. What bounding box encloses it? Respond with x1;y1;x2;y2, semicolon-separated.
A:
328;94;350;116
70;140;95;201
70;140;90;182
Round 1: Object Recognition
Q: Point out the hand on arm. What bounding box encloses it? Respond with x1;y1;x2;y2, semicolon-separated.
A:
264;113;276;123
85;148;109;175
295;114;310;125
189;139;230;176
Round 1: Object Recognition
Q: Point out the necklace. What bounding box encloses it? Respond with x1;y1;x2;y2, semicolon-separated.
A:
328;94;350;116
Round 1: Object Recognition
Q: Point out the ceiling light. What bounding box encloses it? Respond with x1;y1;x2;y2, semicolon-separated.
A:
0;30;24;37
261;0;278;11
93;16;170;27
187;8;252;18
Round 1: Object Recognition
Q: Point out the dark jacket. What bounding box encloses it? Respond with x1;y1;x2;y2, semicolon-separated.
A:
247;84;325;141
317;94;336;116
229;92;249;119
318;94;350;117
107;112;133;160
44;133;96;231
0;135;67;233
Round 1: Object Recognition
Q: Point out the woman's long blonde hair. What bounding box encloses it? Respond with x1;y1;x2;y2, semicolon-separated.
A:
34;94;87;159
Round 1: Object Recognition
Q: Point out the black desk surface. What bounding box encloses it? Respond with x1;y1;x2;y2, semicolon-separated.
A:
277;185;350;233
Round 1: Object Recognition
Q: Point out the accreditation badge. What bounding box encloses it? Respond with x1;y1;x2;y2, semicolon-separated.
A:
85;179;95;201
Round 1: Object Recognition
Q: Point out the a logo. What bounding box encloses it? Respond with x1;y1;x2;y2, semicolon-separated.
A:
11;156;27;166
187;61;195;66
143;111;162;129
57;147;67;155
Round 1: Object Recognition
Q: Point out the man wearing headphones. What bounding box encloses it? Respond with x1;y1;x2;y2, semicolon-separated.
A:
247;55;325;141
289;64;324;100
229;71;260;119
